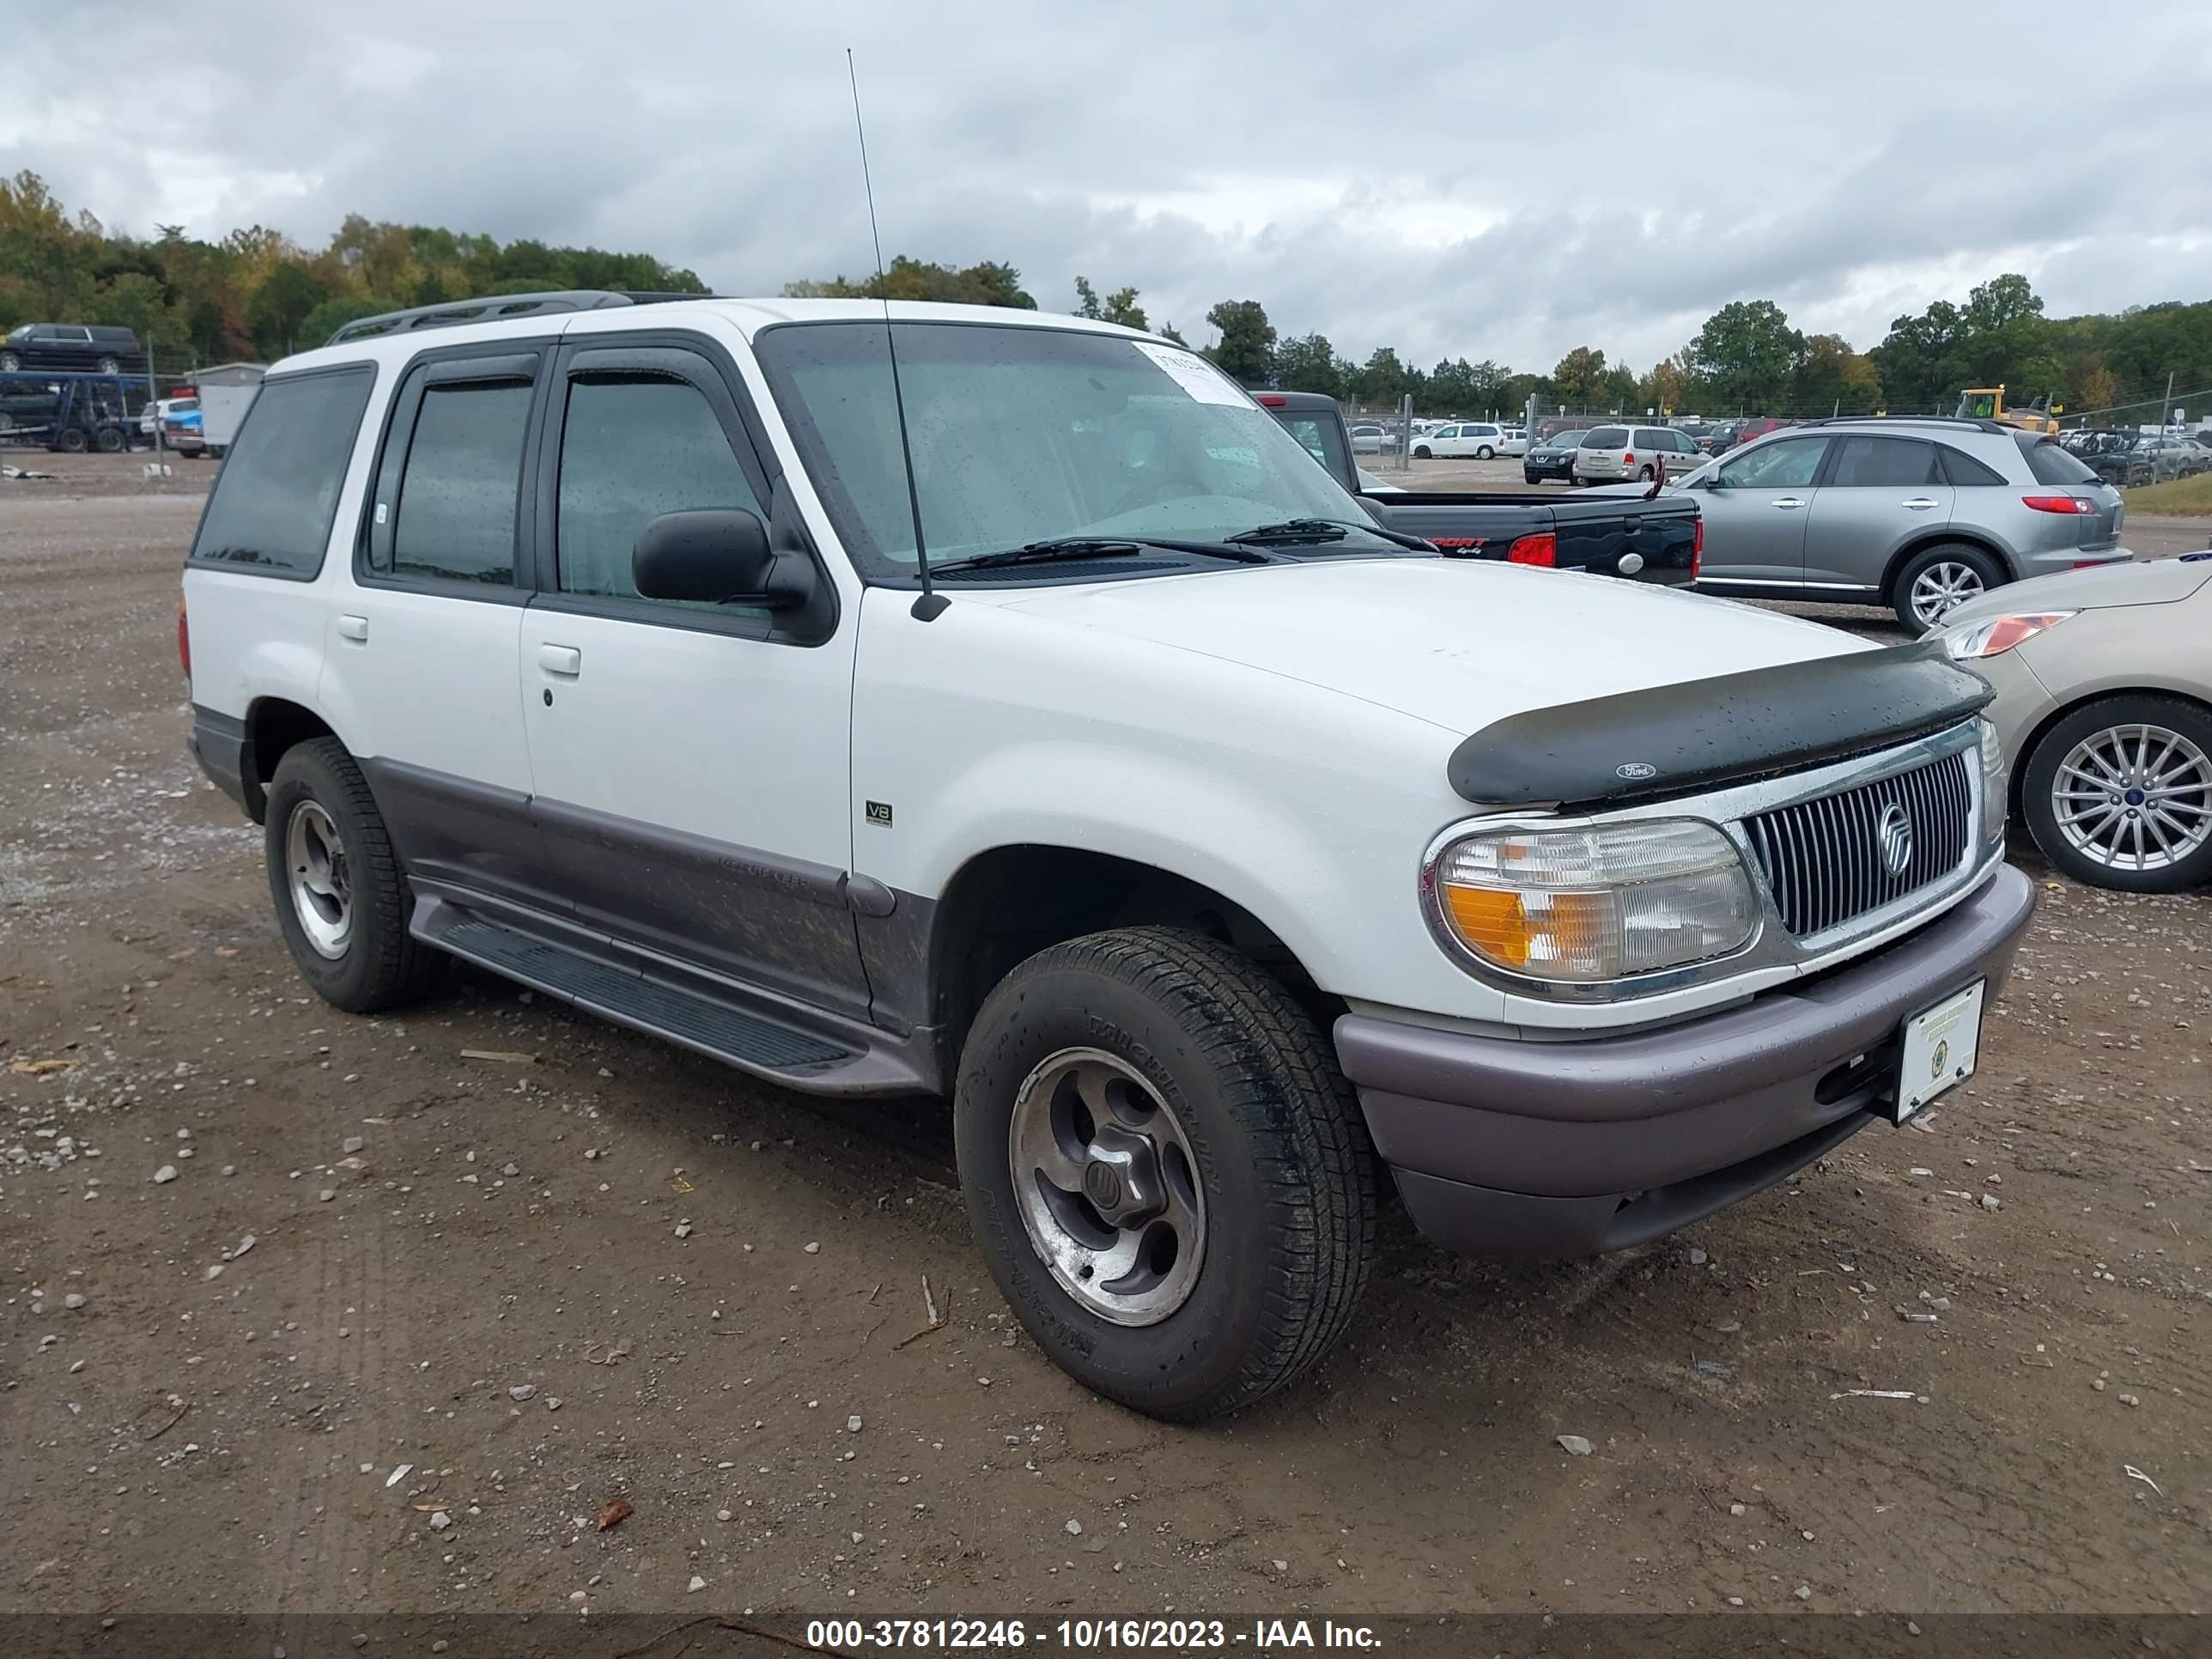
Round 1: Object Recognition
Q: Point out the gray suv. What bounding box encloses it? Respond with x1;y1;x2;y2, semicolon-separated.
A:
1652;417;2131;629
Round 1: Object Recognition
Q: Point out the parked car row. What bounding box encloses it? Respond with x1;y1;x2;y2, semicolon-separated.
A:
2066;428;2212;488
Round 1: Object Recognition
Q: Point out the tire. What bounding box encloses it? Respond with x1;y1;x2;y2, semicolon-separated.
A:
94;426;124;453
0;351;18;371
56;427;88;453
1476;446;1494;459
264;738;446;1012
96;356;120;374
2021;695;2212;893
1893;543;2005;631
955;927;1376;1421
1412;445;1431;459
1638;465;1656;481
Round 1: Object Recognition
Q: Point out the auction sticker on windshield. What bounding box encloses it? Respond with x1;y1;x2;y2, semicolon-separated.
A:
1133;341;1249;406
1896;980;1984;1122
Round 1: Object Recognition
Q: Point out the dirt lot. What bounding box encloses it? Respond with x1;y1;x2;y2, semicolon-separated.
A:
3;456;2208;1622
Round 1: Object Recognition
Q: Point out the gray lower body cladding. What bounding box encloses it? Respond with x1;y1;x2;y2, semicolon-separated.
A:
1335;863;2037;1258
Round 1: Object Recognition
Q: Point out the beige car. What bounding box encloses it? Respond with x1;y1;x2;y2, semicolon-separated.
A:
1938;556;2212;890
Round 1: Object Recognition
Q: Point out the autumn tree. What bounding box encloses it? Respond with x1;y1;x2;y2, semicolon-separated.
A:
1552;345;1608;409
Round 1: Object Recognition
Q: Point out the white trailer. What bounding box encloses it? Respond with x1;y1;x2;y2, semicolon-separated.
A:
191;362;267;459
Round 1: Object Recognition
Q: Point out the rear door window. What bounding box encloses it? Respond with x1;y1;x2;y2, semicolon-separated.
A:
1936;446;2007;487
1824;435;1938;486
364;354;540;588
2021;438;2099;486
187;367;375;577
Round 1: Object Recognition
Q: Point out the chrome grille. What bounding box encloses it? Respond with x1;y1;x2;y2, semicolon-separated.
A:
1744;750;1972;937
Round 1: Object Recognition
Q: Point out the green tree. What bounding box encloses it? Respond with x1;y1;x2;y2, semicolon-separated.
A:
1789;333;1883;415
1157;321;1188;346
1353;346;1411;408
1073;276;1149;331
1425;356;1477;414
1273;332;1344;397
247;262;329;357
784;256;1034;308
298;295;387;349
1685;301;1801;412
1552;345;1608;409
1202;299;1276;386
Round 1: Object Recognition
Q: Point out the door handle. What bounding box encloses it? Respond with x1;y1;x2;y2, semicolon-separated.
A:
337;615;368;642
537;644;582;677
1901;497;1939;510
1769;497;1804;509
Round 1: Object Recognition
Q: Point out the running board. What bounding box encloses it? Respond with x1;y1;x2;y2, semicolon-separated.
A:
411;895;938;1097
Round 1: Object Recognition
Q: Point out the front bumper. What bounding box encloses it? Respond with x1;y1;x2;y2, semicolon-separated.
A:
1334;864;2036;1258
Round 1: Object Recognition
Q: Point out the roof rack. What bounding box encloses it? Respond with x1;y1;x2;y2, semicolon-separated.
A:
1799;415;2014;435
325;289;708;347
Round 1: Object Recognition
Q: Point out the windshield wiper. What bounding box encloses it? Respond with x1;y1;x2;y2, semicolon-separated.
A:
931;536;1279;575
1228;517;1436;553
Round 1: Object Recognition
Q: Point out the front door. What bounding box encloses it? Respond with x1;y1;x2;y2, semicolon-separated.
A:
1802;434;1950;591
1695;434;1832;586
515;336;868;1023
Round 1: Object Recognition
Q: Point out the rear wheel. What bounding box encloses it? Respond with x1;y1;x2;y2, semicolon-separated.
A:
1638;465;1656;481
1476;446;1495;459
1895;543;2004;630
265;738;446;1012
2021;696;2212;892
956;927;1376;1420
94;426;124;453
56;427;88;453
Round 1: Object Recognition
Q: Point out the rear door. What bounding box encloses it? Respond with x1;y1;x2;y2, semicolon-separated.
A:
1694;434;1832;585
1801;434;1948;589
515;334;869;1022
337;341;558;913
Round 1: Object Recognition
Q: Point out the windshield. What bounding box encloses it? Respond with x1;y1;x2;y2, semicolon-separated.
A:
5;325;29;343
755;322;1393;580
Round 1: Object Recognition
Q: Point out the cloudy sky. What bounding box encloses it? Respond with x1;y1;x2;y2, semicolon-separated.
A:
9;2;2209;374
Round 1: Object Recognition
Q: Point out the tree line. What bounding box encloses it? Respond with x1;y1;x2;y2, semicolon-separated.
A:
6;167;2205;426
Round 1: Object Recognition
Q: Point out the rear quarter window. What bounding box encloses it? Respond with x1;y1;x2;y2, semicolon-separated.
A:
187;366;375;578
1936;446;2007;487
2021;437;2099;486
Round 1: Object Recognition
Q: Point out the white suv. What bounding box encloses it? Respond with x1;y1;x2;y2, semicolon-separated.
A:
183;291;2034;1419
1574;423;1704;483
1413;421;1518;459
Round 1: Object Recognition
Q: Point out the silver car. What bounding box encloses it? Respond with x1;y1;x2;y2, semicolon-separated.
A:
1939;556;2212;891
1640;417;2134;629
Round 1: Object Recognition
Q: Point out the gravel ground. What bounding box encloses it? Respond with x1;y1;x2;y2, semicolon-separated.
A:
3;458;2207;1620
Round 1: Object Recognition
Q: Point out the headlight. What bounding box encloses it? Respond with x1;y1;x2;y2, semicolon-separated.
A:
1425;819;1758;983
1978;717;2008;850
1942;611;2074;659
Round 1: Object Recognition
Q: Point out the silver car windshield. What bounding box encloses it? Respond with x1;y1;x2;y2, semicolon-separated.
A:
755;320;1393;579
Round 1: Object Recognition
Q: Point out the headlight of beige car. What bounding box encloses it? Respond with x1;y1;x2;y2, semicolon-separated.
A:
1425;819;1759;983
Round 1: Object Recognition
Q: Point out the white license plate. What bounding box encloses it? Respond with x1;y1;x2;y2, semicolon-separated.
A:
1895;981;1985;1122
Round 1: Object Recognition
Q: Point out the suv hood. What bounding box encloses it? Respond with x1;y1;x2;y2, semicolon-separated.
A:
1942;555;2212;622
997;558;1867;734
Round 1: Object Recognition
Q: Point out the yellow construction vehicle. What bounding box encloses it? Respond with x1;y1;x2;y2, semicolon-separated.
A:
1955;386;2062;434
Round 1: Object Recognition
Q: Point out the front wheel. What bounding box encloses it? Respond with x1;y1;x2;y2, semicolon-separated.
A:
1412;445;1431;459
2021;696;2212;892
956;927;1376;1421
95;356;121;374
94;427;125;453
265;738;446;1012
1895;543;2004;630
0;350;18;371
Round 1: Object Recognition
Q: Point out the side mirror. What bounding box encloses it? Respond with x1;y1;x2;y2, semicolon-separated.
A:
632;509;785;606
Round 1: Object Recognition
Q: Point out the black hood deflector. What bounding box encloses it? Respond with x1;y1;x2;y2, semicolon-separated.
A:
1447;636;1993;811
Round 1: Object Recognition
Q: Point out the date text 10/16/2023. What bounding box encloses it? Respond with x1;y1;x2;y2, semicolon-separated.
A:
803;1618;1383;1650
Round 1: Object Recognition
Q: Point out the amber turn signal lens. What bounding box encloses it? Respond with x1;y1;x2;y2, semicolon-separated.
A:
1443;885;1529;966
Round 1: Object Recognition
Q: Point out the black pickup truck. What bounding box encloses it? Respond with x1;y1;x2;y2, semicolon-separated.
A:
1260;391;1700;584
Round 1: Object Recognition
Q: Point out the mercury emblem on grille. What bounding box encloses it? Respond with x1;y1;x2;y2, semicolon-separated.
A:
1877;801;1914;877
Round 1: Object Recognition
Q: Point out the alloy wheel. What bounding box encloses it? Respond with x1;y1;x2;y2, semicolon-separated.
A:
1909;561;1985;626
1006;1047;1206;1327
285;800;354;958
2051;724;2212;874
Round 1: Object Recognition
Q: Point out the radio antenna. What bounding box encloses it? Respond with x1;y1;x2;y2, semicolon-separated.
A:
848;48;945;623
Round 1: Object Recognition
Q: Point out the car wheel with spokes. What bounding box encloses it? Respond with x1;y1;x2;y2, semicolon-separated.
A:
955;927;1376;1420
2022;696;2212;893
1896;544;2005;630
265;738;447;1011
